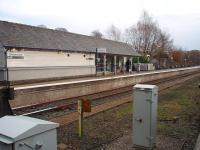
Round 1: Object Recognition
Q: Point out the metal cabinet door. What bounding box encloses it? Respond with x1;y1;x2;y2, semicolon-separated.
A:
133;89;152;148
150;90;158;145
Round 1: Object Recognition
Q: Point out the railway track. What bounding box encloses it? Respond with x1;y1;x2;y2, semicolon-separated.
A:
13;71;200;118
12;72;199;150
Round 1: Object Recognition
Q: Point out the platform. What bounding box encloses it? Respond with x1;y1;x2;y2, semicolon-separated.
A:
11;66;200;108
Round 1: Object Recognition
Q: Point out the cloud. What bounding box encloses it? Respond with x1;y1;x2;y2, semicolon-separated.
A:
156;14;200;49
0;0;200;49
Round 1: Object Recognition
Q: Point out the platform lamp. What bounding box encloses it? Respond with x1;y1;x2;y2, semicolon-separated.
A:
0;44;14;117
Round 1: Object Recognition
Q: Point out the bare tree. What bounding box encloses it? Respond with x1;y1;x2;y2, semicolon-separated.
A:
91;30;103;38
125;11;159;53
187;50;200;66
125;25;140;49
55;27;68;32
125;11;173;59
157;31;173;51
106;25;122;41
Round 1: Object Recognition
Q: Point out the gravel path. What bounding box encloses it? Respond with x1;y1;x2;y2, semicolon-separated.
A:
105;133;184;150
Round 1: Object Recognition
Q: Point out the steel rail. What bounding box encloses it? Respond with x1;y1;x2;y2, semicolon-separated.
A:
14;71;200;116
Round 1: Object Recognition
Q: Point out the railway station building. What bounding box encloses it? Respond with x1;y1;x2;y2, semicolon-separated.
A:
0;21;140;83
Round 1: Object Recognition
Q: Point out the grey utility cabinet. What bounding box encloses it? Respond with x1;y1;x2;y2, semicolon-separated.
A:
133;84;158;149
0;115;59;150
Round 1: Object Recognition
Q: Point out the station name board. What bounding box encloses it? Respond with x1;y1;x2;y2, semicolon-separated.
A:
97;48;106;53
7;53;24;59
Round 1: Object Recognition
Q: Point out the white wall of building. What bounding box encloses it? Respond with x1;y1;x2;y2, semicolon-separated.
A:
7;50;95;67
6;50;96;81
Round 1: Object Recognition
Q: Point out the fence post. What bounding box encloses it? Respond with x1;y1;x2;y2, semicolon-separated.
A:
78;100;83;137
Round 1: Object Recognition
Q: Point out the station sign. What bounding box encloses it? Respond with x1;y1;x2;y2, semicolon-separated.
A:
86;58;94;60
78;99;91;113
7;53;24;59
82;99;91;112
97;48;107;53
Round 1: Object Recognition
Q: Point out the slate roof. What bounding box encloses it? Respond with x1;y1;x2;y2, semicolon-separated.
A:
0;21;140;56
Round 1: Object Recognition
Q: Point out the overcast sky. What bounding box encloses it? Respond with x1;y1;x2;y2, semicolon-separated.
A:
0;0;200;50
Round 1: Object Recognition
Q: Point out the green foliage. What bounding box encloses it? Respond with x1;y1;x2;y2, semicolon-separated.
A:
132;56;139;63
157;77;200;142
139;56;149;63
132;56;150;63
116;102;132;118
158;101;181;120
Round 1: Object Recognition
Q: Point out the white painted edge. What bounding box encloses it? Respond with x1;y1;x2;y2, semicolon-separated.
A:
14;66;200;90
